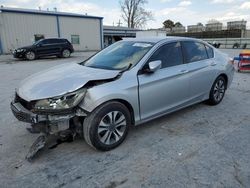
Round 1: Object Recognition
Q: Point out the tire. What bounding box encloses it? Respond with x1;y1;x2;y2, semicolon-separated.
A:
61;49;71;58
83;101;131;151
206;76;226;105
25;51;36;60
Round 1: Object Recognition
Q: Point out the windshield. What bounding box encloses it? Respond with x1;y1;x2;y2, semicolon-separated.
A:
82;41;153;70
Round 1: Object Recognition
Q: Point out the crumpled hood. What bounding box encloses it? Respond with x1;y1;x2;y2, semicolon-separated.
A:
17;63;120;101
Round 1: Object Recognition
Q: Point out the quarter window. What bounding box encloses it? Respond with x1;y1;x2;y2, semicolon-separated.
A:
148;42;183;68
71;35;80;44
205;45;214;58
182;41;208;63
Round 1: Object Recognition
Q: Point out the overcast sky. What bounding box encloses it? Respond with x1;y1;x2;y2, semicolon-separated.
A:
1;0;250;28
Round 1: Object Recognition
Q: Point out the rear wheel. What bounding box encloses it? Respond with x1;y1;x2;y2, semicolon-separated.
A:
83;101;130;151
25;51;36;60
206;76;226;105
61;49;71;58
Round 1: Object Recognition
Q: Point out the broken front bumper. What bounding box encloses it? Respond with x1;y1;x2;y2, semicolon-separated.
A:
10;102;76;124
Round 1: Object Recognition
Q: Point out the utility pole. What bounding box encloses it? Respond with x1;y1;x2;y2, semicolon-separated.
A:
117;20;123;27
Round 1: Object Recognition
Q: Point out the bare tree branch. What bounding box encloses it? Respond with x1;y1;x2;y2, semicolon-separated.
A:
120;0;153;28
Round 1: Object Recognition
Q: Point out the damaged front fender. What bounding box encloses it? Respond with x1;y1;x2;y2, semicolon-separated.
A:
78;75;140;124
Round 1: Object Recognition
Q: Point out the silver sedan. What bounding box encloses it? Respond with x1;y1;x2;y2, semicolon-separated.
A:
11;37;234;152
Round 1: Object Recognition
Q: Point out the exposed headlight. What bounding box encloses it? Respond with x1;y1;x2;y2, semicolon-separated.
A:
34;88;86;110
16;49;26;52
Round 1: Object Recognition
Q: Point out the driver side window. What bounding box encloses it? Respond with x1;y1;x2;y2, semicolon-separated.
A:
148;42;184;69
39;39;49;45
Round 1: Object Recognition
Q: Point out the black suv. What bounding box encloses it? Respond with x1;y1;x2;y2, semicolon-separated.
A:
13;38;74;60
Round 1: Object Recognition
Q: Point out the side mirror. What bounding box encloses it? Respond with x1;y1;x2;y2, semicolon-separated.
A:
148;60;162;73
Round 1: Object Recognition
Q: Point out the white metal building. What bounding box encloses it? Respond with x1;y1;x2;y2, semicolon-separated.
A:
172;26;186;34
0;7;103;54
205;22;223;31
136;30;166;38
187;25;205;33
103;26;140;47
227;20;247;30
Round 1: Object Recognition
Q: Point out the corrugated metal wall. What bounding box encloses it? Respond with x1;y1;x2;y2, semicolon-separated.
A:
0;11;101;53
0;12;58;53
59;16;101;51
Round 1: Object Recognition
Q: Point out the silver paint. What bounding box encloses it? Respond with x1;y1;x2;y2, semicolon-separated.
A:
17;63;120;101
16;37;234;126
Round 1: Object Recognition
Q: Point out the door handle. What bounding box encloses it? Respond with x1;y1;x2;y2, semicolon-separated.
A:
210;62;217;66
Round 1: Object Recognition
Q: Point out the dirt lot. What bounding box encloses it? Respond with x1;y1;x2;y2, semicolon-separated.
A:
0;50;249;188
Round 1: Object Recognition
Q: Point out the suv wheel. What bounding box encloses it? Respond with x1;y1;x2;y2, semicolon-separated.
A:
206;76;226;105
25;51;36;60
83;101;131;151
61;49;71;58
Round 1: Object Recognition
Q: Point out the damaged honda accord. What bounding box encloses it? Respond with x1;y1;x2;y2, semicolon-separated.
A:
11;37;234;158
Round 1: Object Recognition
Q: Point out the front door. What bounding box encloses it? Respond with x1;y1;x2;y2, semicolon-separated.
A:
138;42;190;120
36;39;52;55
36;39;60;56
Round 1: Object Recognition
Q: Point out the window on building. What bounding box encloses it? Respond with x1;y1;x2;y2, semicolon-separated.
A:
71;35;80;44
34;34;44;42
148;42;184;69
182;41;208;63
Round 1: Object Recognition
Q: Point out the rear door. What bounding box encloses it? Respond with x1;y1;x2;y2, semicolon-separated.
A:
55;39;68;54
138;42;190;120
46;39;62;55
182;41;217;101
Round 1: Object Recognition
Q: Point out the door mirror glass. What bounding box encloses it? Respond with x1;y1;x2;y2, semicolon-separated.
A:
148;60;162;73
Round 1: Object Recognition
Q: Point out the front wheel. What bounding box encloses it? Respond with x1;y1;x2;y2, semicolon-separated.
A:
25;51;36;60
206;76;226;105
83;101;131;151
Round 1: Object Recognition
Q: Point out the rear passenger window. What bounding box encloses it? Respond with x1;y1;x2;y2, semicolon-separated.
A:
205;45;214;58
56;39;66;44
182;41;208;63
148;42;183;68
50;39;63;44
49;39;57;44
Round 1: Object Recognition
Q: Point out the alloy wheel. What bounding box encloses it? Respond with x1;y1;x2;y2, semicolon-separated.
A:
97;111;127;145
213;79;225;102
26;51;35;60
62;49;70;58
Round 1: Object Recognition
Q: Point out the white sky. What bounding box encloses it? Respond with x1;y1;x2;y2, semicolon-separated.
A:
1;0;250;29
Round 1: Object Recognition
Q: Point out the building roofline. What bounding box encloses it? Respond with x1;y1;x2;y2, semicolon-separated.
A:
0;7;103;20
103;26;141;32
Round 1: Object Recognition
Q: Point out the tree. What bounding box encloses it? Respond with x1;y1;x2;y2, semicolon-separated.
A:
174;22;183;27
120;0;153;28
163;19;174;30
197;22;203;26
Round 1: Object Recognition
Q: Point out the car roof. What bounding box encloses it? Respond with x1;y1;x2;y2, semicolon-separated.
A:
123;36;205;44
42;38;68;40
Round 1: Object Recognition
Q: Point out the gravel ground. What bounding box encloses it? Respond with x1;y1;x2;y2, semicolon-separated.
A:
0;50;249;188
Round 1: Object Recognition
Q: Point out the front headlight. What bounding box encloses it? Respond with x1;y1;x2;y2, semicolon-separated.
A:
34;88;86;110
16;49;26;52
